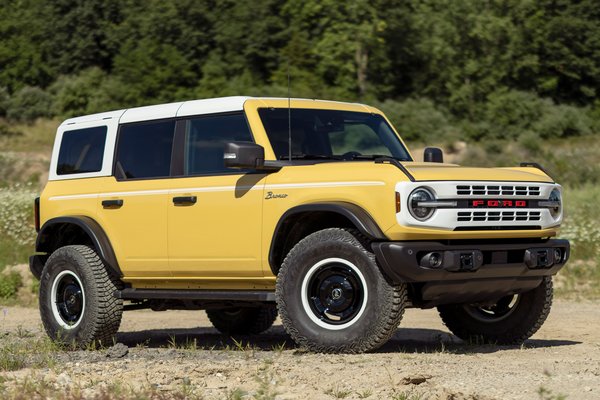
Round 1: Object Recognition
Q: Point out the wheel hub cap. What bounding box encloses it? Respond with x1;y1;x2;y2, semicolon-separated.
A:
307;263;364;325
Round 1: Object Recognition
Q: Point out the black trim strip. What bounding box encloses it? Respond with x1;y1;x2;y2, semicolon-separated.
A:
114;288;275;302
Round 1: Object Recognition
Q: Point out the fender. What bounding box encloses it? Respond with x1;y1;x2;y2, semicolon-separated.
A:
34;216;122;278
268;202;387;274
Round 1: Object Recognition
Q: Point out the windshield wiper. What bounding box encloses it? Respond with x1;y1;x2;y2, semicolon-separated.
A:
373;156;415;182
278;154;342;160
345;154;411;162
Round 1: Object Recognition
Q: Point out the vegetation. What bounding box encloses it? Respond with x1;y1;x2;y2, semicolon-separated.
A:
1;0;600;145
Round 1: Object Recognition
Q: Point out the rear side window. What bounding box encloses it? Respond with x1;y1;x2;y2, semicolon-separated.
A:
57;126;107;175
115;120;175;179
184;113;253;175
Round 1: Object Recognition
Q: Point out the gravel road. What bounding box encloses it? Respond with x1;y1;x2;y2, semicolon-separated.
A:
1;300;598;399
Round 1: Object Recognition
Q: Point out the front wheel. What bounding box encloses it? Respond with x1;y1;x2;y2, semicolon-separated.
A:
438;276;553;345
276;228;407;353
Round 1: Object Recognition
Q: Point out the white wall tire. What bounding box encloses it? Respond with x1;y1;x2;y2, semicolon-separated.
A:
276;228;407;353
50;270;86;330
300;258;368;331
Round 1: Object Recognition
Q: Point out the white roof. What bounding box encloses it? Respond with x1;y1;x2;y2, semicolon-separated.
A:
60;96;251;127
60;96;366;127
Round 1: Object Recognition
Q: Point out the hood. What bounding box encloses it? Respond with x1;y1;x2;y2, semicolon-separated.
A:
402;162;554;183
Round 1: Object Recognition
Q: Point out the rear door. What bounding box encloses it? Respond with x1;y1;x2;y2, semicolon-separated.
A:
96;119;176;278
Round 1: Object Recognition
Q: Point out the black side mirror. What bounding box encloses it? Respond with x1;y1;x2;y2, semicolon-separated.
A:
424;147;444;163
224;142;266;169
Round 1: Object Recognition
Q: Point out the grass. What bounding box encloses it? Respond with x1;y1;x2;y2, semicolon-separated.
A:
0;118;59;153
0;377;206;400
0;332;59;372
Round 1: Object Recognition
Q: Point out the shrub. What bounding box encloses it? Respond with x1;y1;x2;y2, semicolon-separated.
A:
534;103;593;138
376;98;455;143
0;271;22;299
6;86;53;122
483;90;545;140
50;67;110;117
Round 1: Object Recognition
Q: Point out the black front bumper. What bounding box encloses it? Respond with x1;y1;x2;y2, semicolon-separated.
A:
372;239;569;308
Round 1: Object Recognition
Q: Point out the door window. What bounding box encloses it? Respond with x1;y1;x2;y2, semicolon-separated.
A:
184;113;253;175
115;120;176;179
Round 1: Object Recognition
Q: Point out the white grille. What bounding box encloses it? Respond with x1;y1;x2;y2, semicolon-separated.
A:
457;211;542;222
456;185;541;197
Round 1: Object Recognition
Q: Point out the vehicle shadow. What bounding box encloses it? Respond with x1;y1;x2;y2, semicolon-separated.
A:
116;324;580;354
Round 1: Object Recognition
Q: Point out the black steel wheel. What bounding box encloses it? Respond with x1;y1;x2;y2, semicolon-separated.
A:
276;228;407;353
438;277;553;345
305;259;366;326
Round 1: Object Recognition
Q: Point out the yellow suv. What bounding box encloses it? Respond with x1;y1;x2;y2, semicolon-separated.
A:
30;97;569;353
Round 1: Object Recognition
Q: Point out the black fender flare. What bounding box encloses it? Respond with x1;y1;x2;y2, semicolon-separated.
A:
35;216;122;278
268;202;387;274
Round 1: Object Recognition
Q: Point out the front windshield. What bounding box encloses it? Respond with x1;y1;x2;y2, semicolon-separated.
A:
258;108;412;161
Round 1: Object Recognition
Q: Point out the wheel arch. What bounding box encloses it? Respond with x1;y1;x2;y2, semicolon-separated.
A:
268;202;387;275
33;216;122;279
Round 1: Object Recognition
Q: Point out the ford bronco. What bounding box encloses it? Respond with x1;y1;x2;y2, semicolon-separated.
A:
30;97;568;353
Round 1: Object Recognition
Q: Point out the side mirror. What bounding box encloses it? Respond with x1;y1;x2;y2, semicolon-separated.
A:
224;142;265;169
424;147;443;163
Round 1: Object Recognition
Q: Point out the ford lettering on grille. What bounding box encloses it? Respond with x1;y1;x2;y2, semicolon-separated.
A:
470;199;528;208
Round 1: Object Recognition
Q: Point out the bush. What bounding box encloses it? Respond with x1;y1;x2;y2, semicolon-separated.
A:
534;103;593;138
464;90;596;141
376;98;455;143
0;271;22;299
6;86;53;122
50;67;110;117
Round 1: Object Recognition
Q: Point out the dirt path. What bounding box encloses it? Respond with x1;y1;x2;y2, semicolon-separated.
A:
1;300;599;399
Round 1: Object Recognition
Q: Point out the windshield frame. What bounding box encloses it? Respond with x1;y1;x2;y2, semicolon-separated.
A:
243;100;413;163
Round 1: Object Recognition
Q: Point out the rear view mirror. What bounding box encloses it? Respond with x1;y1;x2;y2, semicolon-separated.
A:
224;142;265;169
424;147;443;163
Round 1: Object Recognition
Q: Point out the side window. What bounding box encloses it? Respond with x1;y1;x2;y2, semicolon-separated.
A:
57;126;107;175
115;120;175;179
184;113;253;175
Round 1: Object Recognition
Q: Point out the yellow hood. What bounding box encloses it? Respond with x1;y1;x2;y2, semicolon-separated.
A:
403;162;554;183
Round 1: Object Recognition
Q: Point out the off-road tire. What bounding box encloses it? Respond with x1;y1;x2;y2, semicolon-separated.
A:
206;306;278;335
276;228;407;353
438;276;553;345
39;245;123;348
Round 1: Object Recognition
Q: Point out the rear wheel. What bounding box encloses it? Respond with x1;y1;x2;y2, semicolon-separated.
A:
438;277;553;345
206;306;277;335
276;228;406;353
39;245;123;348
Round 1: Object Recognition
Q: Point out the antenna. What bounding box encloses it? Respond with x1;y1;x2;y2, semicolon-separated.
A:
287;59;292;162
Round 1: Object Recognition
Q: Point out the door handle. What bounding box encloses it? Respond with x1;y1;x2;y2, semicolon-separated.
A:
173;196;197;206
102;199;123;209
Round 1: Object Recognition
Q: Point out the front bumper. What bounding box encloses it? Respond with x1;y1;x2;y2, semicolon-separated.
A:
372;239;569;307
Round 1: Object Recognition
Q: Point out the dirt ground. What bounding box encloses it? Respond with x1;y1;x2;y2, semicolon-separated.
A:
1;300;599;399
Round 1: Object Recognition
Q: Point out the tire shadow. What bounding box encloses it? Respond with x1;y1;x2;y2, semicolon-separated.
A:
115;324;580;354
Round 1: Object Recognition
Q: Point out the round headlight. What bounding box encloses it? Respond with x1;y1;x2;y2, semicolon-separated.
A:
548;188;562;219
408;188;435;221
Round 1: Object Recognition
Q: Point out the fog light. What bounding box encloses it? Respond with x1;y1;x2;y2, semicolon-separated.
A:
554;248;562;263
420;252;443;269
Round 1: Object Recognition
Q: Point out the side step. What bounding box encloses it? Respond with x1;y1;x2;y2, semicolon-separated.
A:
114;288;276;302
